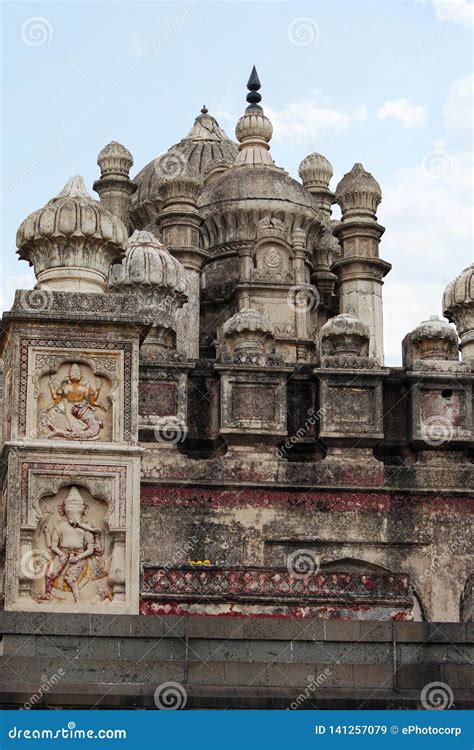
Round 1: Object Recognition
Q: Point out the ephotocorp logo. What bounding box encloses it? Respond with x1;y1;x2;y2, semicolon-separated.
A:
287;549;320;579
421;416;454;446
421;148;453;179
18;287;54;312
287;284;320;313
421;681;454;710
153;417;188;445
287;16;320;47
21;17;53;46
153;150;187;179
154;681;187;710
20;549;50;580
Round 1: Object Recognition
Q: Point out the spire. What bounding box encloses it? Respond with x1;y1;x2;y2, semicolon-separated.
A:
235;67;273;166
246;65;262;110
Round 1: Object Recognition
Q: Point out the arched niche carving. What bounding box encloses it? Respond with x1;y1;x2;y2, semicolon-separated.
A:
28;484;115;607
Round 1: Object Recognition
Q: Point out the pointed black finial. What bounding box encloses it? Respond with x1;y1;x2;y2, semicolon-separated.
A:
246;65;262;110
201;105;208;115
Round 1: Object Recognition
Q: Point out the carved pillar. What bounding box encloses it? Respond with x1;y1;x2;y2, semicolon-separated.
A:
333;163;391;364
159;157;205;360
298;152;334;220
93;141;136;231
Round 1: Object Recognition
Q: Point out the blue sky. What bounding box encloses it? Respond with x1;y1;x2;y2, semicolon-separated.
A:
2;0;473;364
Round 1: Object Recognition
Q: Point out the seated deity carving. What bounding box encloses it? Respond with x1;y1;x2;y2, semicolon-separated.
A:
39;362;109;440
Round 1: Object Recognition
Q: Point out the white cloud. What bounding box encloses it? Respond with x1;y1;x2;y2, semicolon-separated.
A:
264;100;368;145
377;98;428;129
432;0;474;27
443;71;473;144
380;149;473;364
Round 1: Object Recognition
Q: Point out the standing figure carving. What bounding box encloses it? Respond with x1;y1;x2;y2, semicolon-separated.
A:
37;486;111;604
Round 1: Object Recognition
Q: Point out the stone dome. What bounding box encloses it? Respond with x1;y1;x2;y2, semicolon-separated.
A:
299;153;333;189
443;264;473;316
409;315;458;344
222;308;274;337
320;313;371;361
199;85;320;249
402;315;459;369
336;163;382;217
16;175;128;292
130;109;237;230
97;141;133;177
109;230;187;294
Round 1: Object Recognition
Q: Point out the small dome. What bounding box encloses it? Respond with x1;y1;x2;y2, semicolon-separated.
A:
109;229;187;294
320;313;370;341
130;110;237;229
335;163;381;216
298;153;333;189
402;315;459;369
222;308;274;337
16;176;128;292
234;109;273;166
443;264;473;317
409;315;458;343
97;141;133;177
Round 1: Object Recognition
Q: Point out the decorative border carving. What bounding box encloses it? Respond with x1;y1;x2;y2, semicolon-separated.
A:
142;566;412;604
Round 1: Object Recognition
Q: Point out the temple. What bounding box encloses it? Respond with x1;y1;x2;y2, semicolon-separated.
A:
0;68;472;708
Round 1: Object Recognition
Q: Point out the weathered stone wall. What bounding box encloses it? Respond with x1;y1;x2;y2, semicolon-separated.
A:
0;613;471;709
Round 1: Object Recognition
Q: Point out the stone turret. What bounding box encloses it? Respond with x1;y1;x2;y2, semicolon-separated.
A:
443;264;474;365
158;154;204;359
298;152;334;219
16;176;128;293
333;163;391;364
94;141;136;230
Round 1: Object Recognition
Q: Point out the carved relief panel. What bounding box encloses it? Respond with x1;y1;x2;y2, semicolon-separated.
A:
410;380;472;445
319;375;384;440
5;329;138;444
4;448;141;614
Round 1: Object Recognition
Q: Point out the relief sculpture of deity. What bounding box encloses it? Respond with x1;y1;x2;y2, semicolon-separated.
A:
36;486;112;604
41;362;108;440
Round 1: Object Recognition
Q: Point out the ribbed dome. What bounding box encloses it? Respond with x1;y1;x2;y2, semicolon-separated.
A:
298;153;333;189
16;176;128;292
109;230;187;293
320;313;370;341
97;141;133;177
443;264;473;315
17;176;127;251
336;163;382;217
409;315;458;344
130;110;237;230
222;308;274;336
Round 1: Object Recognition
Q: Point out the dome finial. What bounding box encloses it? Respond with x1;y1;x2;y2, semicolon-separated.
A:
246;65;262;110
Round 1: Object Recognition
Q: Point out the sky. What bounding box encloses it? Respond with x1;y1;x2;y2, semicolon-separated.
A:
1;0;473;365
